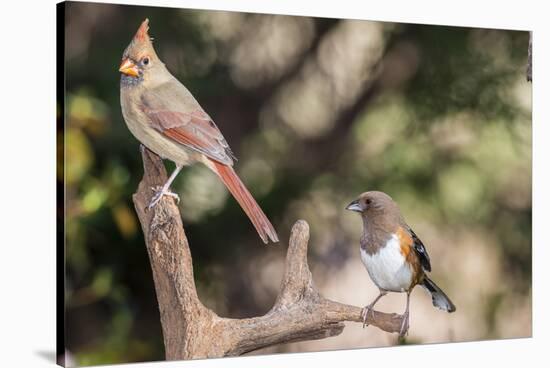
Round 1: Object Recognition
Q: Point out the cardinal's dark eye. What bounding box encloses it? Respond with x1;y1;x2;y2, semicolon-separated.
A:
366;199;372;205
142;57;150;65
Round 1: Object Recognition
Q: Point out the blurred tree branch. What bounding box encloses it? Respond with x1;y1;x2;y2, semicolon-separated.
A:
132;147;402;359
527;31;532;82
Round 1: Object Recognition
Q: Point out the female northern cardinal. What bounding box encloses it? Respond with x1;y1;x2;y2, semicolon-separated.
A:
119;19;279;244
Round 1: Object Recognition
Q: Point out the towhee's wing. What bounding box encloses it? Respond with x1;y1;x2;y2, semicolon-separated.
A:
140;82;236;165
408;228;431;272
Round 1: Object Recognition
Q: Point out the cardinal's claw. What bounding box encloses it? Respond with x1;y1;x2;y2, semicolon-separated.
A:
147;186;180;210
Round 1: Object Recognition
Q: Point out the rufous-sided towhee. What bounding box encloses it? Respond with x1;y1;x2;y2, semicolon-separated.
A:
346;191;456;337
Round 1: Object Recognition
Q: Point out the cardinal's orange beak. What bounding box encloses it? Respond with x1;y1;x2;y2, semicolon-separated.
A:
119;58;139;77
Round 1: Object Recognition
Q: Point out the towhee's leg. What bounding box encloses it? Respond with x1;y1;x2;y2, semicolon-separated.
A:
362;290;388;328
399;291;411;337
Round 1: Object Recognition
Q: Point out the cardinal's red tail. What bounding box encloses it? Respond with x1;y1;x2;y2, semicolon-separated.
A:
211;160;279;244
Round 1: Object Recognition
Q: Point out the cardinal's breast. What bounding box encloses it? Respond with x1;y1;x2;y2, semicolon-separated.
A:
120;84;198;166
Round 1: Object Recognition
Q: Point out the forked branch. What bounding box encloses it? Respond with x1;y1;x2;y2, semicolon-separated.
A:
133;147;402;360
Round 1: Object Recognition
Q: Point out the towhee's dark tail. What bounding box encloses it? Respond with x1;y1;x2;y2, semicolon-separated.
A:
422;277;456;313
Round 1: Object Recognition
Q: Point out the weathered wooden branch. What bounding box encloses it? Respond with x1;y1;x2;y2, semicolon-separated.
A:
133;147;402;360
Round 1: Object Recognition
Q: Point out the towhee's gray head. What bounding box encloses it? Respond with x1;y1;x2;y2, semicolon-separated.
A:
345;191;395;212
345;191;403;224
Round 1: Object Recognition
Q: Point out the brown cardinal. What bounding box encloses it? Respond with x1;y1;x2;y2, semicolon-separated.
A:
119;19;279;244
346;191;455;336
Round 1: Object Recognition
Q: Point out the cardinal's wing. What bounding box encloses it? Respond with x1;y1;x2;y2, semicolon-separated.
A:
140;81;235;165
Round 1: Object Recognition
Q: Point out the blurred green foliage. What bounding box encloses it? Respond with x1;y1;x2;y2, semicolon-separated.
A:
63;2;531;365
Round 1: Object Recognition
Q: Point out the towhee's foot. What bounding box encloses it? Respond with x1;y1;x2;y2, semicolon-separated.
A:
148;186;180;210
361;303;378;328
399;310;410;337
361;306;371;328
361;290;388;328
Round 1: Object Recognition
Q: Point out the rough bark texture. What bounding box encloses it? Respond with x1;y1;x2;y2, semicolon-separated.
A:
133;147;403;360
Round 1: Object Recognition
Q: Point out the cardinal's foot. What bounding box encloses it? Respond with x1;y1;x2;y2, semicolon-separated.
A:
147;186;180;210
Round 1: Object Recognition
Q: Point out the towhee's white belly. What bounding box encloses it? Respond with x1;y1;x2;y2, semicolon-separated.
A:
360;234;413;292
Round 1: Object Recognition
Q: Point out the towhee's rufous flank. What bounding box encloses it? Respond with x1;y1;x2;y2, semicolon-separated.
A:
119;19;278;244
346;191;456;337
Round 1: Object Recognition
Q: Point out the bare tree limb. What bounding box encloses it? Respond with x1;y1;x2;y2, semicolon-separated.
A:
133;147;403;360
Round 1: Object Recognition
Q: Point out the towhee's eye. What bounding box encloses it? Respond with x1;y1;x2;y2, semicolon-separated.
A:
142;57;150;65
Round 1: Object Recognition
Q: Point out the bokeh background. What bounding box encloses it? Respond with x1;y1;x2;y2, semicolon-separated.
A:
62;2;532;366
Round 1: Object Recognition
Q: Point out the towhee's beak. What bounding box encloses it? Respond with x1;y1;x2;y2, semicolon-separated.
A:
119;58;139;77
345;199;362;212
